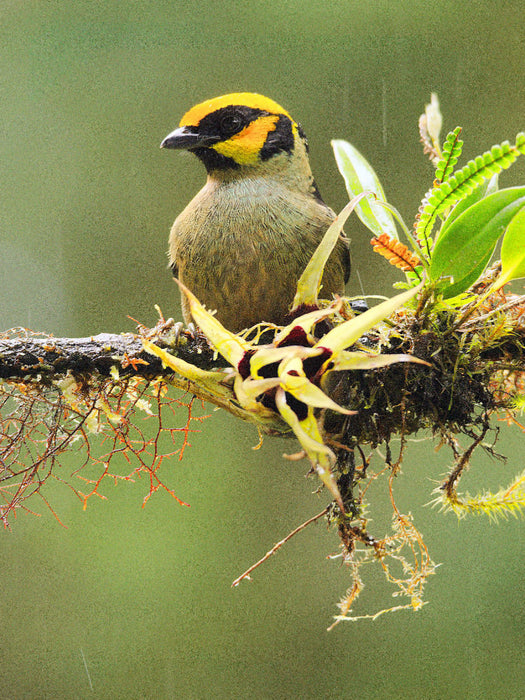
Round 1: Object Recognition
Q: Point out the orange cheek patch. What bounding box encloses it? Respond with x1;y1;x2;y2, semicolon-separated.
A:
212;115;280;165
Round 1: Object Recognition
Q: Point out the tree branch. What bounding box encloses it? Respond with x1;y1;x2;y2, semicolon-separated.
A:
0;327;217;382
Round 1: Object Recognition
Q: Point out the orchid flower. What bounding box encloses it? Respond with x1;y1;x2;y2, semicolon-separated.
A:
144;200;427;512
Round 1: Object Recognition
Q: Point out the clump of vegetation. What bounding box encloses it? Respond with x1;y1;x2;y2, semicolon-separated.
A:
1;96;524;626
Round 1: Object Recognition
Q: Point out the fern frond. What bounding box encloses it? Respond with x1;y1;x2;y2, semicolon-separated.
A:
435;127;463;182
371;234;422;274
414;137;524;257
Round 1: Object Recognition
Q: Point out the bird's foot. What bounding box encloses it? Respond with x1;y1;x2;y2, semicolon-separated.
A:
172;321;196;346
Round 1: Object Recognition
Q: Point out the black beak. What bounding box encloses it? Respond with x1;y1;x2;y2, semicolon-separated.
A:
160;126;220;150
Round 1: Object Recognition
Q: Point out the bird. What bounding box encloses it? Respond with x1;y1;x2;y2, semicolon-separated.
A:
161;92;350;333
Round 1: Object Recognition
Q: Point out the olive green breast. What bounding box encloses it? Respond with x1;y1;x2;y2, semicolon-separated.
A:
169;176;348;332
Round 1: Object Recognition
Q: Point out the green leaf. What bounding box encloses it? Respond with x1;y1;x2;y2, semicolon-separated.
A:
438;248;494;300
331;139;398;238
435;127;463;182
494;205;525;289
415;137;523;255
329;351;429;372
430;186;525;296
439;174;499;238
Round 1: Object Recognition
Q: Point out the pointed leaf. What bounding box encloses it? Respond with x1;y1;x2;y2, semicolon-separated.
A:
175;279;250;367
328;351;430;372
439;251;494;300
314;284;422;356
430;186;525;296
332;139;398;238
493;205;525;290
293;195;364;308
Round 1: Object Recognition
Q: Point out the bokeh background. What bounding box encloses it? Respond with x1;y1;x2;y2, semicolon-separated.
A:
1;2;524;698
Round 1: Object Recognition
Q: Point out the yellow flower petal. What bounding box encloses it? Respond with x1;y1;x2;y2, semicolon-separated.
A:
293;194;368;308
175;279;251;367
328;350;430;372
314;284;422;357
234;375;281;410
143;339;232;400
281;372;355;414
249;344;324;379
275;389;344;512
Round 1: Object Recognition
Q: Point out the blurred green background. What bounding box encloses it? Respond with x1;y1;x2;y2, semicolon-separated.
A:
1;1;524;698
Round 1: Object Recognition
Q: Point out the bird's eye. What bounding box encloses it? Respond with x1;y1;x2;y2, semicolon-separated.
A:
220;112;244;136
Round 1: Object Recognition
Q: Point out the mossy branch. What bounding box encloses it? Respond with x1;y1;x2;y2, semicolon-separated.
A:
2;101;525;625
2;285;524;442
2;274;524;625
0;327;217;383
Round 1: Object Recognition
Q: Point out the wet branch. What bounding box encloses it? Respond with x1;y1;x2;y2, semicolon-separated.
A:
0;328;217;382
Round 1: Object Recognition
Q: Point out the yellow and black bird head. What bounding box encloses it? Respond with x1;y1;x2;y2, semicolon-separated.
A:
160;92;313;181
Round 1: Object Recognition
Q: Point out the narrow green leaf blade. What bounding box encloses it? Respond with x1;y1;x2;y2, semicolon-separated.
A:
430;187;525;295
293;194;365;308
332;139;398;238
